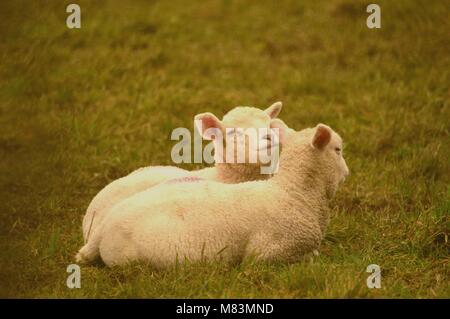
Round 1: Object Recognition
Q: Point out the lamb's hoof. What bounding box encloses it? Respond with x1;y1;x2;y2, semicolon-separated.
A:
312;249;320;256
75;251;88;264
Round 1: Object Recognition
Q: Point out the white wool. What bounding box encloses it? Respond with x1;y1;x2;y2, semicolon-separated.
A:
81;166;189;241
76;125;349;267
81;103;284;242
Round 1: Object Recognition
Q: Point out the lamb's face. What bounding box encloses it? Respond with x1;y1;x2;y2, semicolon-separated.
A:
310;124;349;195
195;102;285;170
327;131;350;184
222;107;277;165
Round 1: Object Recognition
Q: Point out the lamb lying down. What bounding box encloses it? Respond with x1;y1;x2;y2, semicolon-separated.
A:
82;102;287;243
76;124;349;267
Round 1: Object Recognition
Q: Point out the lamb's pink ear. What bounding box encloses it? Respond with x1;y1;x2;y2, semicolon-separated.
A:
194;112;223;140
270;119;287;144
265;101;283;119
312;124;331;149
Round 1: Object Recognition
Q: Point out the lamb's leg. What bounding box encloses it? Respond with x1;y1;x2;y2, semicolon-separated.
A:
75;233;101;264
244;233;284;262
245;232;320;263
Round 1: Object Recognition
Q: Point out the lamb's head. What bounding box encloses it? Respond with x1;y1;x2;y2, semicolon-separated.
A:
194;102;286;181
312;123;349;185
283;124;349;198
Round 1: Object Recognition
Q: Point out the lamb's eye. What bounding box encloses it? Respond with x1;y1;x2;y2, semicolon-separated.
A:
335;147;341;153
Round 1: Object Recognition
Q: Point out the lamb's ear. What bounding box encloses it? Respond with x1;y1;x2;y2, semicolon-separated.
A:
265;101;283;119
270;118;287;144
312;124;332;149
194;112;223;140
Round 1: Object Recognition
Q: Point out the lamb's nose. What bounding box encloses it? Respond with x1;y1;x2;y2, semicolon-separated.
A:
345;166;350;176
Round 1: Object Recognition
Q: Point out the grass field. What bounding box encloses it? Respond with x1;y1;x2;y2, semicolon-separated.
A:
0;0;449;298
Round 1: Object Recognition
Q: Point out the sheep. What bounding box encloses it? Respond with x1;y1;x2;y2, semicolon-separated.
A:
76;124;349;267
82;102;285;243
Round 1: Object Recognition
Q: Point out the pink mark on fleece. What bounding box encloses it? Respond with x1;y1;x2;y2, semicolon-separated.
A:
166;176;205;184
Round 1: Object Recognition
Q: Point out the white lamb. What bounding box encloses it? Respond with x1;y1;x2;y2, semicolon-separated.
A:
76;124;349;267
82;102;286;242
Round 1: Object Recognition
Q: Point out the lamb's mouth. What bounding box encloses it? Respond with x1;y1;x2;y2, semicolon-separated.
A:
256;142;279;151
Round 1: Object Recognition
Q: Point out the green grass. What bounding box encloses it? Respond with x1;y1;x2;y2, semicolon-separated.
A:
0;0;449;298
